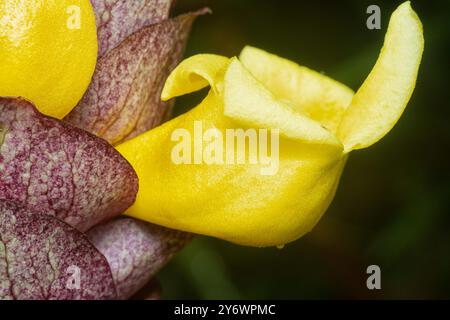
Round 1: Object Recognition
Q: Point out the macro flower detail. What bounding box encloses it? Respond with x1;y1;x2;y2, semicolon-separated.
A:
116;2;424;247
0;0;425;300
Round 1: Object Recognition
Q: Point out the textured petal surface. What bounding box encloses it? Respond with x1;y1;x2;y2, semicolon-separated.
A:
87;218;191;299
0;201;117;300
65;11;206;145
91;0;173;57
337;2;424;151
0;98;138;232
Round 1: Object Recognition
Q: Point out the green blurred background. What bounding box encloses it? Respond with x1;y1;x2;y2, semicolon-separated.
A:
158;0;450;299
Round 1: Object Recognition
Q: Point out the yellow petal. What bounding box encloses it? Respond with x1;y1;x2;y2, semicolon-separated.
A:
117;54;346;247
337;1;424;152
224;58;343;150
161;54;230;100
239;46;354;133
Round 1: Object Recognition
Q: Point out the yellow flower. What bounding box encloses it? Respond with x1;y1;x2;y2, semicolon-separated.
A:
116;2;424;247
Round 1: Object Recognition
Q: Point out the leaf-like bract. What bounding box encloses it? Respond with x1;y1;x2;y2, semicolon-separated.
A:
88;218;190;299
0;201;117;300
0;98;138;232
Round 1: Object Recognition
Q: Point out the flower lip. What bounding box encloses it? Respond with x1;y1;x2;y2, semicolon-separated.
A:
223;57;344;151
162;54;345;155
239;46;355;135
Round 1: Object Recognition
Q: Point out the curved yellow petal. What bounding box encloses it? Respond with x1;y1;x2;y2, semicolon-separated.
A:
161;54;230;100
337;1;424;152
239;46;354;133
224;58;343;150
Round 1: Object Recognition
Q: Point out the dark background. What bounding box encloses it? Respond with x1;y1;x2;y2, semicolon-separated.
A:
158;0;450;299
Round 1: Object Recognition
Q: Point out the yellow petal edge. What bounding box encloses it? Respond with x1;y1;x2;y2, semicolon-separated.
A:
116;2;423;247
337;1;424;151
